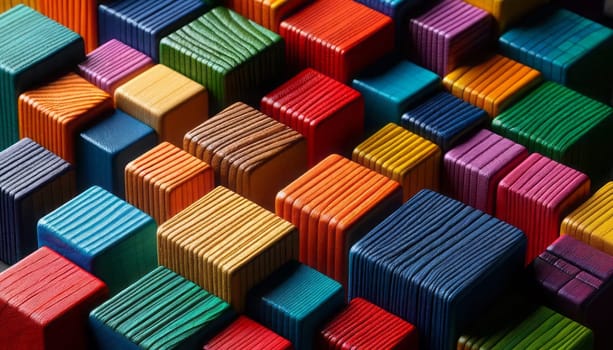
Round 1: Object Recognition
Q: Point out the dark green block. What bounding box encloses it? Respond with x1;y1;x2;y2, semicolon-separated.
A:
160;6;284;113
492;82;613;187
0;5;85;150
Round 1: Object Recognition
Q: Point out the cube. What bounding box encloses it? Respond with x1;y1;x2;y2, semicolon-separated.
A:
351;58;440;133
39;0;97;52
38;186;157;295
497;153;590;264
0;247;108;349
77;110;157;198
115;64;208;148
125;142;215;224
18;73;113;163
0;138;75;264
261;68;363;166
158;186;298;312
353;123;441;202
204;316;292;350
225;0;309;31
0;5;84;150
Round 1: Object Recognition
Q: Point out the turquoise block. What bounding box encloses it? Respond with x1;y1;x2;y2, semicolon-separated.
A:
0;5;85;150
352;57;440;134
38;186;157;295
77;110;157;198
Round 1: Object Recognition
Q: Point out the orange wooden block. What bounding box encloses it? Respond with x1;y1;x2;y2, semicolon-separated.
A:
125;141;215;224
226;0;309;32
39;0;97;52
18;73;113;163
0;0;38;12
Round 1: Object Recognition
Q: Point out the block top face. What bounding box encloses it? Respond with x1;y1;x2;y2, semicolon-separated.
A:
280;0;393;51
161;7;282;75
115;64;206;116
0;138;71;198
411;0;490;35
38;186;155;257
352;59;439;105
547;235;613;281
80;110;156;155
563;181;613;237
500;8;613;68
499;153;590;207
0;5;83;76
0;246;106;324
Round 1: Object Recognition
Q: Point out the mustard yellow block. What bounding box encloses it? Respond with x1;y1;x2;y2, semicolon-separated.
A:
443;54;541;117
561;182;613;255
115;64;207;148
0;0;37;12
352;123;441;201
157;186;298;312
464;0;550;31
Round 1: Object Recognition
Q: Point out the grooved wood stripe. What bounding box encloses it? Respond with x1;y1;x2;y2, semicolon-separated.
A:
39;0;97;52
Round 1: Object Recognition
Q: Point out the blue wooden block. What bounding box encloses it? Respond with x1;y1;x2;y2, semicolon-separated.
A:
98;0;213;61
38;186;157;295
77;110;157;198
352;57;440;134
401;91;488;152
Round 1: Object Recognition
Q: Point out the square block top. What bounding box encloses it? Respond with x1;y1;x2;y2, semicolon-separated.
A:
410;0;490;37
38;186;155;258
160;7;282;75
0;246;107;324
115;64;206;118
547;235;613;282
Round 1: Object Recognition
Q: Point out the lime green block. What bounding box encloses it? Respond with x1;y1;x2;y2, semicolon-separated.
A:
492;81;613;187
160;6;284;113
0;5;85;150
89;266;235;350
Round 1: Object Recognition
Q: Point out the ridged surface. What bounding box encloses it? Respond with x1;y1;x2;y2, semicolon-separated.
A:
0;0;37;12
349;189;526;350
401;91;488;151
18;72;113;163
226;0;309;31
247;261;345;350
184;102;306;210
157;186;298;312
204;316;292;350
125;141;214;224
90;266;233;350
443;54;542;116
39;0;97;52
78;39;153;94
261;68;364;166
0;5;84;150
0;138;75;264
497;153;590;264
464;0;549;30
276;154;402;287
353;123;441;201
318;297;418;349
562;182;613;255
160;7;283;112
280;0;394;82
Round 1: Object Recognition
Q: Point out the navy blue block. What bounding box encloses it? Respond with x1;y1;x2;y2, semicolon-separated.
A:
401;91;487;152
98;0;213;61
349;189;526;350
77;110;157;198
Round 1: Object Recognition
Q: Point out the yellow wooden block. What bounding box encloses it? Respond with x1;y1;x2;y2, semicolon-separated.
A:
157;186;298;312
115;64;208;148
464;0;550;31
0;0;37;12
561;182;613;255
352;123;441;201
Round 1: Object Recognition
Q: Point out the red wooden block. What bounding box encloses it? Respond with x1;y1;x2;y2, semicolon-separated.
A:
204;316;292;350
279;0;394;82
262;68;364;166
0;247;108;350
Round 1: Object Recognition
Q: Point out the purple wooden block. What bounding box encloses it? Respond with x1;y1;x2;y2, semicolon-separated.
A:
77;39;154;95
443;129;527;214
548;235;613;280
409;0;493;76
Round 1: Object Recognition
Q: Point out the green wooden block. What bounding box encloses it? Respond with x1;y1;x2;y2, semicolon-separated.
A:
0;5;85;150
160;6;284;113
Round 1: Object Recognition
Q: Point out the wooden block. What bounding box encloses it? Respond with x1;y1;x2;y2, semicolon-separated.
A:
0;247;108;350
226;0;309;32
39;0;97;52
353;123;441;202
184;102;306;211
354;0;424;23
0;0;37;12
464;0;549;31
125;142;215;224
38;186;158;295
18;72;113;163
261;68;363;166
115;64;208;148
204;316;292;350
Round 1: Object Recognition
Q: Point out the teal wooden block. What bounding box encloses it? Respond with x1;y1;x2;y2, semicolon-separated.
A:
0;5;85;150
38;186;157;295
352;57;440;133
